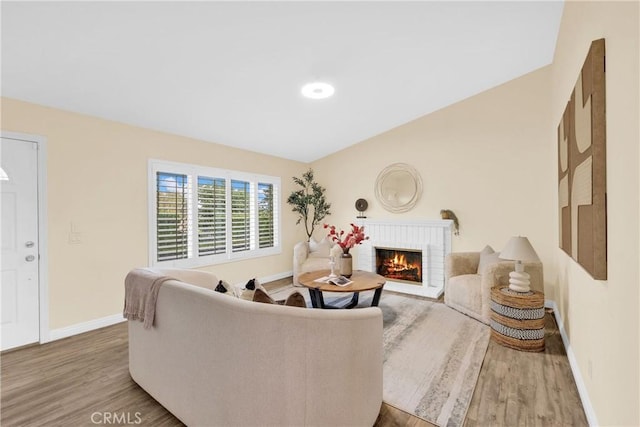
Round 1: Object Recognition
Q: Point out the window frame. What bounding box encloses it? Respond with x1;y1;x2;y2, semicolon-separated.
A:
148;159;281;268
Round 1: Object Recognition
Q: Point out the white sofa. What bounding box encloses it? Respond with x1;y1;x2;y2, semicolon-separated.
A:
293;238;343;285
128;268;383;427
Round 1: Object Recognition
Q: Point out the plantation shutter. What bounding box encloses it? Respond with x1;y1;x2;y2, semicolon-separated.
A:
258;182;275;248
197;176;226;256
231;180;253;252
156;172;190;261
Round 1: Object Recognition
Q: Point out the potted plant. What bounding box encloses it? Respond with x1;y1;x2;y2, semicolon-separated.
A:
287;169;331;240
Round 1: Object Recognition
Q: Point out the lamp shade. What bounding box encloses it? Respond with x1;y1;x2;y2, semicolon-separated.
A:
499;236;540;262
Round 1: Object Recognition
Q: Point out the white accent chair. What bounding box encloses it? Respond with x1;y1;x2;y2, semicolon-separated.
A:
444;250;543;324
293;237;343;285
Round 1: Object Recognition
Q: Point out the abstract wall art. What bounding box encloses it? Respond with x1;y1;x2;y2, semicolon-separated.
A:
557;38;607;280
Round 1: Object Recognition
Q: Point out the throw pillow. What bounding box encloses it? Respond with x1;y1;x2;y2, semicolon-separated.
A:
252;288;307;308
283;291;307;308
477;245;501;274
252;288;277;304
214;279;238;297
308;237;332;258
239;278;266;301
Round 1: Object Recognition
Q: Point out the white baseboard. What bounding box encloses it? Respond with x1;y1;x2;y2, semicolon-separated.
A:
48;313;126;342
544;299;598;427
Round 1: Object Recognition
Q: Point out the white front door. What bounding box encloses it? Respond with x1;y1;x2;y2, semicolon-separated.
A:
1;137;40;350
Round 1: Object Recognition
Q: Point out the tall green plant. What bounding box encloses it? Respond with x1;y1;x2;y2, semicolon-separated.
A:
287;169;331;240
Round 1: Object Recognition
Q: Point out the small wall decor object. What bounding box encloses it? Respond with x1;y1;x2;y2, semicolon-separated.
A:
557;38;607;280
355;198;368;218
440;209;459;235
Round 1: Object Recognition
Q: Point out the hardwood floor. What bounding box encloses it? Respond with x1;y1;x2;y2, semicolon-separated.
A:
1;282;587;427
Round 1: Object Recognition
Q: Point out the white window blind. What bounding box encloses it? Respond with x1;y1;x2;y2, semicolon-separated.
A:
156;172;191;261
149;160;280;268
231;179;253;252
258;182;275;248
198;176;226;256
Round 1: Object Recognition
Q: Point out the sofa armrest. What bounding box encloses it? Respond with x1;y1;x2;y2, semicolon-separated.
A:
293;241;309;264
445;252;480;279
481;261;513;289
293;241;310;285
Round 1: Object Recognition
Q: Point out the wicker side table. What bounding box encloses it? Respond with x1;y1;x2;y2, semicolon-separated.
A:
490;286;545;352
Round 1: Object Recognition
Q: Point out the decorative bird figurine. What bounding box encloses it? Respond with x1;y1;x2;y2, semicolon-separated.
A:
440;209;460;236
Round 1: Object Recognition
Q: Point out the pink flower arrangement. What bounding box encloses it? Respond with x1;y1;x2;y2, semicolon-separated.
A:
324;223;369;253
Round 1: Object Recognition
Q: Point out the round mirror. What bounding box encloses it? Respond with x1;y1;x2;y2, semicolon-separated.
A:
375;163;422;213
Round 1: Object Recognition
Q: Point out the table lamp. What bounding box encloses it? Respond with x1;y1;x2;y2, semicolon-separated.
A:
499;236;540;293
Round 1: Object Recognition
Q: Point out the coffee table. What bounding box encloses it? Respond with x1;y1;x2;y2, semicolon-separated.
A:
298;270;386;309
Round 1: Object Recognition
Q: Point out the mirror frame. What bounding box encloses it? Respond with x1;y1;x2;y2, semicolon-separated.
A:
374;163;423;213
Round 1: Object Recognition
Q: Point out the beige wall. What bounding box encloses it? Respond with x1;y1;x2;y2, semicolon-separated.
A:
1;97;308;329
312;66;557;298
551;1;639;425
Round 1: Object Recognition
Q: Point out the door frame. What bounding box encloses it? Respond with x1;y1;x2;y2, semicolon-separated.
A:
1;131;49;344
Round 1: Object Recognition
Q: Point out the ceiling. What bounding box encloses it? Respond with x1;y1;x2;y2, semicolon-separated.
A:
1;1;563;163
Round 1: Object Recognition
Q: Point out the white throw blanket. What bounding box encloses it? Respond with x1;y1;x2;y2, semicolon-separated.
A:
124;268;173;329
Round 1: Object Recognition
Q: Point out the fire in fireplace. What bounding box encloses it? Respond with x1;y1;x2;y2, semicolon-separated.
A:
375;247;422;285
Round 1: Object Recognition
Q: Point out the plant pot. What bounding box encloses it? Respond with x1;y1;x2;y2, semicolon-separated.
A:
341;252;353;278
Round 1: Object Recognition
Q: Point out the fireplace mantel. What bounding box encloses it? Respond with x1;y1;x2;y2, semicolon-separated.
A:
355;219;453;298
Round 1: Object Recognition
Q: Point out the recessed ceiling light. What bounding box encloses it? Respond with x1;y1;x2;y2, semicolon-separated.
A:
301;82;335;99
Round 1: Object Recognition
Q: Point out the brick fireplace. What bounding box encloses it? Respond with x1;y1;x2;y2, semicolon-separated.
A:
356;219;453;298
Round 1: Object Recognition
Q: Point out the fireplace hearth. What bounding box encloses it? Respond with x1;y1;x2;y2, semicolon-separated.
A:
376;248;422;285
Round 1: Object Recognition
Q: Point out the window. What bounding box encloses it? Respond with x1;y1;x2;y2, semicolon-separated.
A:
231;179;252;252
197;176;226;256
258;183;275;248
156;172;190;261
149;160;280;267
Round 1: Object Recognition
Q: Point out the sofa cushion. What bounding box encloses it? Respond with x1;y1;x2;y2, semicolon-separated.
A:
477;245;500;274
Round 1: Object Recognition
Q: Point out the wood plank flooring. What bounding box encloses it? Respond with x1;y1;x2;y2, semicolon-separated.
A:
1;281;587;427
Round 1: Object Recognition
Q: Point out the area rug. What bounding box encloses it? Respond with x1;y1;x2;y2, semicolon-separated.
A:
269;285;490;427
